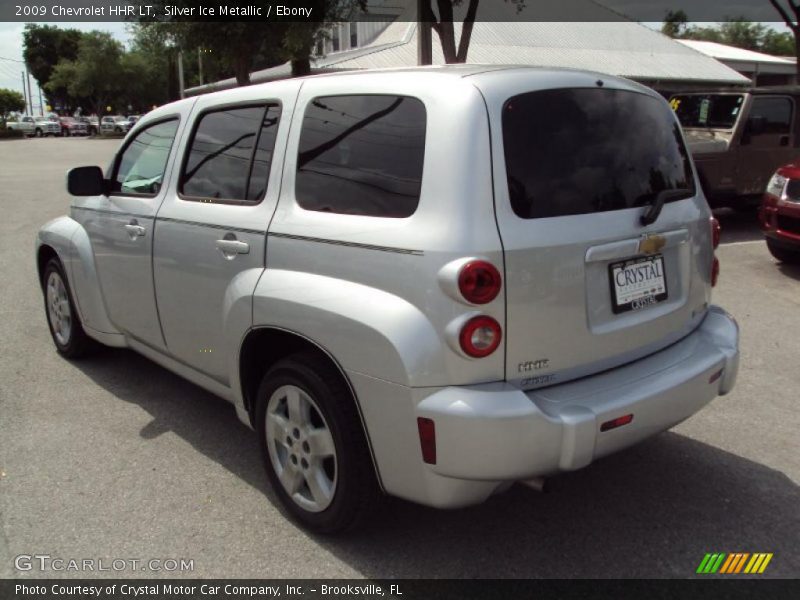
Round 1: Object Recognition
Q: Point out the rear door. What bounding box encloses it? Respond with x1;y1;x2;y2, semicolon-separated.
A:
474;71;713;389
152;83;297;384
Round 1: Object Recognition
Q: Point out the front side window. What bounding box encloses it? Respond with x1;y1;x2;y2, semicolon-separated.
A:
671;94;744;129
111;119;179;196
296;94;426;218
503;88;695;220
181;104;280;203
750;97;792;134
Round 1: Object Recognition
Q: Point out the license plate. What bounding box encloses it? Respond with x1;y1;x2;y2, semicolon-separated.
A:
609;254;668;314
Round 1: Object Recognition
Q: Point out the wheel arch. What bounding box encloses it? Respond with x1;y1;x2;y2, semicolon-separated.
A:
238;326;384;491
36;244;60;288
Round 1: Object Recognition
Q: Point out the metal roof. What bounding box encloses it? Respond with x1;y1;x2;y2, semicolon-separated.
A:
186;10;751;95
676;40;796;66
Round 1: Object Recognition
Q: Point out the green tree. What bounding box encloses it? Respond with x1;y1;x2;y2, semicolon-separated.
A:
661;10;688;38
22;24;83;110
761;29;795;56
135;1;365;86
768;0;800;76
0;88;26;126
46;32;125;117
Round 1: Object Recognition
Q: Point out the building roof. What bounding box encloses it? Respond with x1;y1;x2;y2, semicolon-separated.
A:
186;4;751;95
676;40;795;65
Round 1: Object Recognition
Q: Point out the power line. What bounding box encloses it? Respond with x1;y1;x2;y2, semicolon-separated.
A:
0;55;25;63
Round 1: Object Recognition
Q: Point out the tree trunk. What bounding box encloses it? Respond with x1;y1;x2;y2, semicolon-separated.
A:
456;0;480;63
795;30;800;80
234;55;251;86
291;57;311;77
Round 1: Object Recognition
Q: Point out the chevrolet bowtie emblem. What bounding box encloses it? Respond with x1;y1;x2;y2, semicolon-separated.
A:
638;234;666;255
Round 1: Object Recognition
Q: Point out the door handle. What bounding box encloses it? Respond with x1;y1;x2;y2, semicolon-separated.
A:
124;222;146;238
216;238;250;258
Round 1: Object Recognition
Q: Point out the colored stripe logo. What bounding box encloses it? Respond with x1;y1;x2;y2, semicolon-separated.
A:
696;553;773;574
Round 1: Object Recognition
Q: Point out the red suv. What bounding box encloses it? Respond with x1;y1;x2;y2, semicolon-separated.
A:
761;163;800;264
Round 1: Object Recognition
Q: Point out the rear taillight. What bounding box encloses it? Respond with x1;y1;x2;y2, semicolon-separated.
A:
710;217;721;287
459;315;502;358
710;216;721;249
458;261;502;304
711;256;720;287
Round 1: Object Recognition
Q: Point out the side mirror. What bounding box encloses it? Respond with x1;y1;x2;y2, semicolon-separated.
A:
67;166;106;196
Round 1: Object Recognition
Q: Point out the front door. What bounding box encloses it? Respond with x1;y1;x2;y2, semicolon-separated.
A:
153;84;296;384
74;118;182;350
737;95;796;195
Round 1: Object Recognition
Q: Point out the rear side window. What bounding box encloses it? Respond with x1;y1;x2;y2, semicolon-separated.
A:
111;119;179;196
296;95;426;218
750;97;792;134
181;104;281;203
503;88;695;219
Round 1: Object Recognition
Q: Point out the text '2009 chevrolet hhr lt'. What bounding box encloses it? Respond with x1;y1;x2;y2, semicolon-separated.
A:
37;66;739;532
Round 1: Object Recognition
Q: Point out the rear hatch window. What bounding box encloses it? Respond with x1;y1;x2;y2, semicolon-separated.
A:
502;88;695;219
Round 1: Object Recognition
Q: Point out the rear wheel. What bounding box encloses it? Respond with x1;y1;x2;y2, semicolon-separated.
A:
42;258;95;358
767;239;800;264
255;353;379;533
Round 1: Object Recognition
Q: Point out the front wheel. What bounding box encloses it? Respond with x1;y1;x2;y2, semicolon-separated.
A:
34;128;42;137
767;239;800;264
42;258;95;358
255;353;379;533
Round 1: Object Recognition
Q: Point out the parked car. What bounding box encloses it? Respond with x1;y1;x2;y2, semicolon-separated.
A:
670;87;800;210
760;163;800;263
37;66;739;533
32;116;61;137
127;115;141;125
100;115;131;134
78;116;99;135
59;117;88;136
6;115;35;136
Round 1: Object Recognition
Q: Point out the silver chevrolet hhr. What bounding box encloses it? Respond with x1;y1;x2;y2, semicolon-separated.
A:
36;66;739;532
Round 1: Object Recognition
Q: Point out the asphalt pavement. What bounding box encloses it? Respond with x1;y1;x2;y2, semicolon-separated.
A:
0;137;798;579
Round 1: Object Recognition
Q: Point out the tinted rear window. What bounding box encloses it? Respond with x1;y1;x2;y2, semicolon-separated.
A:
296;95;426;218
503;88;695;219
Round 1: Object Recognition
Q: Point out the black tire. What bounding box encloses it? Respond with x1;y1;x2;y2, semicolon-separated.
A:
255;352;379;533
42;258;96;359
34;128;42;137
63;129;69;137
114;126;121;133
767;239;800;264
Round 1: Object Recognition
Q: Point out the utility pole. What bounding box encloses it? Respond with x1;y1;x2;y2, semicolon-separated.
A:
417;0;432;66
197;47;204;86
25;70;33;117
177;50;185;99
38;85;44;116
21;72;28;114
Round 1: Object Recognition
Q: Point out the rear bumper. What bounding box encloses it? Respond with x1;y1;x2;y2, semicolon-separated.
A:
413;306;738;505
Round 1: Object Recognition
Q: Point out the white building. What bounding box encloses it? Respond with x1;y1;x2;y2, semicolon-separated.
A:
676;39;797;86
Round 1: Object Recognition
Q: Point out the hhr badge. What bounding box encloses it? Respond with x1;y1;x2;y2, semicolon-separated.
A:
638;234;666;255
519;359;550;372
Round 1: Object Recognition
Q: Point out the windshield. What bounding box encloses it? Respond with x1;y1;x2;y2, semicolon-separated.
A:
502;88;695;219
670;94;744;129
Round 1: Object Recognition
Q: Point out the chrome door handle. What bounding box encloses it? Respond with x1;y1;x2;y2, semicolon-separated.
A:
216;239;250;258
124;223;146;238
